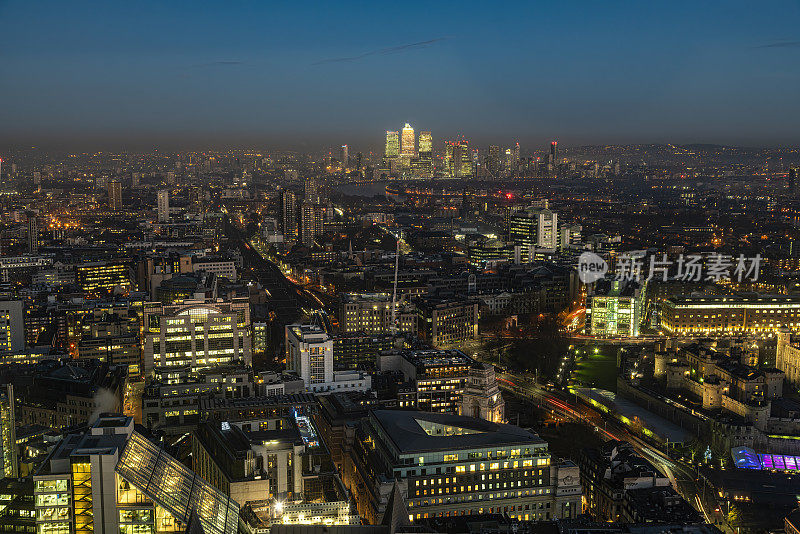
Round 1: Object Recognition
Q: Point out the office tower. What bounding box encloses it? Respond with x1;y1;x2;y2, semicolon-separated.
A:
300;201;320;247
586;280;640;337
418;131;432;154
281;190;298;244
76;262;131;293
504;148;513;173
26;212;38;254
401;123;415;158
413;131;434;178
0;300;25;353
379;349;474;413
550;141;558;163
488;145;501;177
345;410;582;524
509;206;559;251
414;297;479;347
285;324;334;390
108;178;122;211
457;141;472;178
385;130;400;159
445;141;472;178
340;144;349;168
77;305;143;374
0;385;17;478
34;415;239;534
790;167;799;196
513;142;521;168
304;177;319;204
142;297;253;375
559;223;583;250
157;189;170;223
339;293;417;334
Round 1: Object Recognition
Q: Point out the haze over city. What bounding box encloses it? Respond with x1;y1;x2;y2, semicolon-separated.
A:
3;1;800;149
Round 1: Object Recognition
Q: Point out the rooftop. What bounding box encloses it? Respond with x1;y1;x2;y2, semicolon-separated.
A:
370;410;544;455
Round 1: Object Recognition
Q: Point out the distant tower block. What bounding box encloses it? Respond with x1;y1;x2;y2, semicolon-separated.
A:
157;190;170;223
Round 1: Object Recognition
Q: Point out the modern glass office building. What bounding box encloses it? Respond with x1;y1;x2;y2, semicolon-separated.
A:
34;415;239;534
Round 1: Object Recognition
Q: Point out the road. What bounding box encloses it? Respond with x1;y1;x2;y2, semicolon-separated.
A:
495;372;729;530
226;221;317;323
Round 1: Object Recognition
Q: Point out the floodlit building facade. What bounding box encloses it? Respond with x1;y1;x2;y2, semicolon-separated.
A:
661;294;800;335
587;280;641;338
142;297;253;375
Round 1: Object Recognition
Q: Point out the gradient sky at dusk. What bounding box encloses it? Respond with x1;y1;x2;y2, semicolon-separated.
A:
2;1;800;150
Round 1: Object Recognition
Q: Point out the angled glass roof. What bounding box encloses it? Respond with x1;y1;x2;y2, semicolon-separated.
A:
116;431;239;534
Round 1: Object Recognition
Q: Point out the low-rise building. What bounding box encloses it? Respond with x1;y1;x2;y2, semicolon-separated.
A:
661;294;800;335
344;410;581;525
414;297;479;347
579;441;700;524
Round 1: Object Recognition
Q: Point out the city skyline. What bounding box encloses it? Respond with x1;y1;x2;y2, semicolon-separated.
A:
3;1;800;150
6;3;800;533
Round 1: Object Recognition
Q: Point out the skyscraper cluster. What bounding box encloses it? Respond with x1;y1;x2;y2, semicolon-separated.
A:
380;125;532;180
383;123;433;178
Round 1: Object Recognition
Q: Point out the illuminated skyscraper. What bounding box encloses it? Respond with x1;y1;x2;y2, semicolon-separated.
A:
285;324;334;390
304;177;319;204
282;190;298;244
487;145;501;177
157;189;170;223
340;144;349;168
385;131;400;159
418;131;432;154
108;179;122;211
446;140;472;178
0;300;25;353
413;131;434;178
550;141;558;163
0;385;16;479
509;207;558;251
401;123;415;158
26;212;38;254
300;201;321;247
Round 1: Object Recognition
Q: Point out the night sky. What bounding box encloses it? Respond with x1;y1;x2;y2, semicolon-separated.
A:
2;1;800;150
